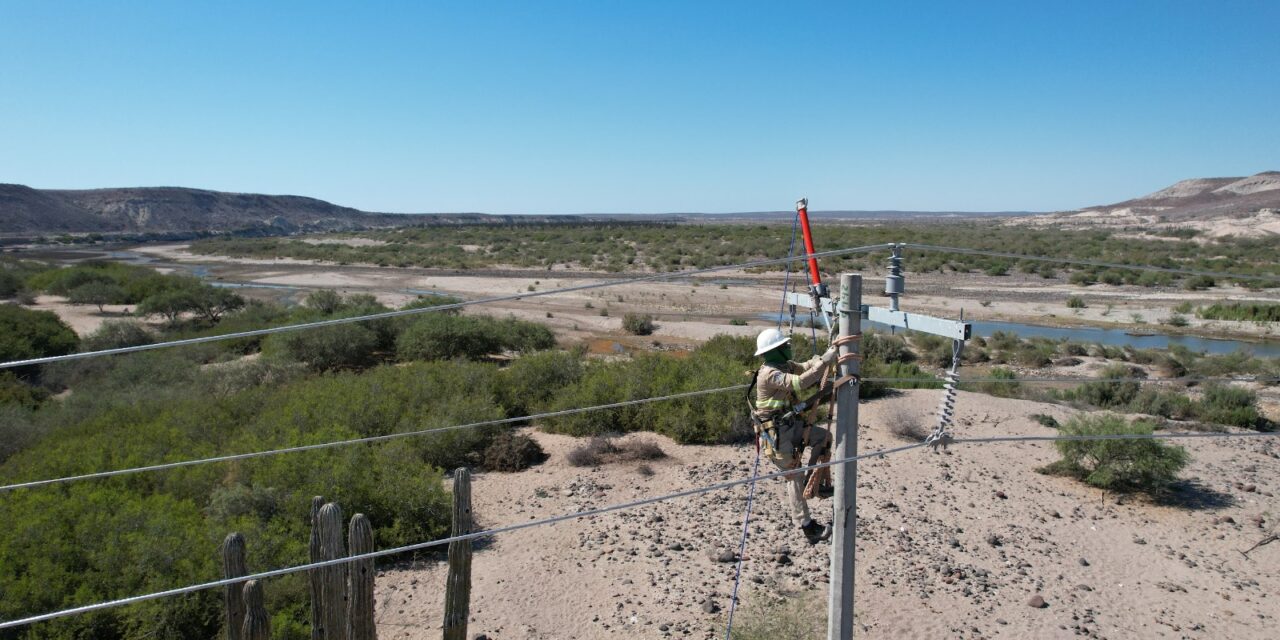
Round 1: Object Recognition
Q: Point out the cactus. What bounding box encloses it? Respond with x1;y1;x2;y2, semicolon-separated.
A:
222;533;248;640
317;502;348;639
347;514;377;640
241;580;270;640
308;496;325;640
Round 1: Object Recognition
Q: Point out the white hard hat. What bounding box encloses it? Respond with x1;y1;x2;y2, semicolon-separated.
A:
755;328;790;356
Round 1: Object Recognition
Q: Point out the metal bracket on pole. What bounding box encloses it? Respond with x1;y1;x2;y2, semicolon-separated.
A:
784;292;971;342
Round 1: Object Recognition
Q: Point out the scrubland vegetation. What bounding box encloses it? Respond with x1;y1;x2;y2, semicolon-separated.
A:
0;236;1276;639
187;222;1280;288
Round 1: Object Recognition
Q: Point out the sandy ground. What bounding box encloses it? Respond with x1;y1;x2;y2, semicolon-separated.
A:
371;391;1279;639
26;295;147;335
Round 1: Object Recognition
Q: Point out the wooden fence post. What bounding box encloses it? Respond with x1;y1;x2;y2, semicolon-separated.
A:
317;502;349;639
347;514;377;640
309;496;325;640
222;533;248;640
241;580;270;640
442;468;473;640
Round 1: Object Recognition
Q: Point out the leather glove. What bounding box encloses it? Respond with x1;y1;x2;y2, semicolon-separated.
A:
820;346;839;365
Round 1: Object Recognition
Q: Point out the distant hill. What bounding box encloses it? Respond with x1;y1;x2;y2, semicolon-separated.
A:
1049;172;1280;236
0;183;1039;238
0;184;427;236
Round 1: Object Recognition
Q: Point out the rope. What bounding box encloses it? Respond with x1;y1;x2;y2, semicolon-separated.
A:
0;243;896;370
723;446;762;639
0;442;929;631
902;243;1280;284
8;427;1280;631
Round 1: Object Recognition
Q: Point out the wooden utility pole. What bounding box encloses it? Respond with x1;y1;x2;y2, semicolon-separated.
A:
828;273;861;639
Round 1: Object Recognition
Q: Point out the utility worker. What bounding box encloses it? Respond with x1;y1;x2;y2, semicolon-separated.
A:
749;327;838;544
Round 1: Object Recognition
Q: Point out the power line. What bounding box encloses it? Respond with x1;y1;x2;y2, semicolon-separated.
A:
904;243;1280;284
6;427;1280;631
5;375;1273;493
0;243;896;370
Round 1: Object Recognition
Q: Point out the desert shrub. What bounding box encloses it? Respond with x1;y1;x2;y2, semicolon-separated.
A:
730;594;824;640
884;405;928;442
0;269;25;298
1038;415;1189;493
1195;384;1262;429
622;312;656;336
68;280;127;312
1184;275;1215;291
1197;302;1280;322
401;293;464;313
304;289;344;314
567;435;619;466
482;431;547;471
1165;313;1189;327
1030;413;1060;429
973;367;1020;398
862;331;913;364
543;352;744;443
0;303;79;367
81;320;155;352
498;350;584;416
397;314;503;361
265;322;381;371
1127;388;1195;420
1066;295;1086;309
1063;342;1089;357
502;317;557;352
397;314;554;362
566;434;664;467
1014;344;1054;368
1069;364;1141;408
0;371;48;409
696;334;757;366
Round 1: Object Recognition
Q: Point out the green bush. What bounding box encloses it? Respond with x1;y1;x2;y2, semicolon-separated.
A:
397;314;554;362
1069;364;1141;408
81;320;155;352
0;303;79;366
1165;313;1189;327
68;281;127;312
1066;295;1086;309
1038;415;1189;493
499;350;584;417
265;322;381;371
1195;383;1262;429
1128;388;1195;420
1197;302;1280;322
973;367;1021;398
622;312;656;336
862;331;913;364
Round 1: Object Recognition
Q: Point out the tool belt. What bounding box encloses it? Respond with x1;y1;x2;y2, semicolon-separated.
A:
751;411;806;462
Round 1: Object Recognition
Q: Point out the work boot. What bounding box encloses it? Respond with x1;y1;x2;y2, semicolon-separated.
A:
800;519;831;544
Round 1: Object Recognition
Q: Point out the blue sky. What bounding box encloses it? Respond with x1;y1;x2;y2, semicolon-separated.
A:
1;1;1277;214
